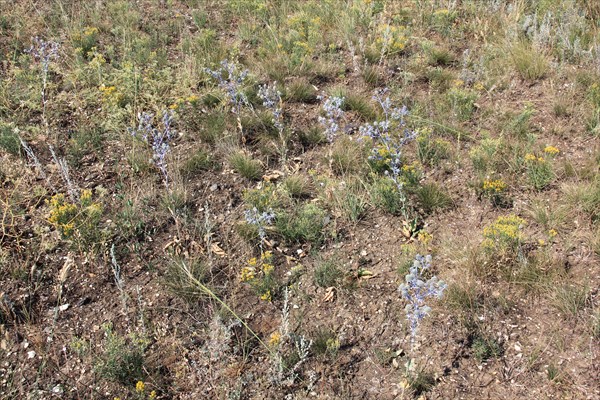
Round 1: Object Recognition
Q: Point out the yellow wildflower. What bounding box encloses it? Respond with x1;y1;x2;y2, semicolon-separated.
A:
80;189;92;203
543;145;559;156
524;153;537;162
482;179;506;193
149;390;157;399
474;82;485;91
417;231;433;244
135;381;145;393
83;27;99;36
240;267;255;282
260;290;272;302
262;263;274;274
548;229;557;238
248;257;258;266
268;331;281;347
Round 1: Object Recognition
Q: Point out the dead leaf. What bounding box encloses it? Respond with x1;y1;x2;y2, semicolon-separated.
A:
262;170;284;182
358;269;377;280
211;243;226;257
322;287;336;302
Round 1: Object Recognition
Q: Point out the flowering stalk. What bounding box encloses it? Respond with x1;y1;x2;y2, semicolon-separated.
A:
205;60;249;137
318;95;345;143
258;82;287;164
398;254;446;350
129;111;175;189
26;37;60;133
244;206;275;250
360;89;417;219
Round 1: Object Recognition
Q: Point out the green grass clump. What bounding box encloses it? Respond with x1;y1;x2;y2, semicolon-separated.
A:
284;78;318;103
229;152;263;180
416;183;453;214
276;203;328;245
510;41;549;81
181;148;214;178
164;258;213;303
314;258;343;288
329;136;366;176
282;175;313;199
552;285;590;317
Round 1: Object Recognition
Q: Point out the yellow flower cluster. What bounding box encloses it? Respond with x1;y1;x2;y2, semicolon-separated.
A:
48;194;78;237
417;230;433;244
482;214;526;250
524;153;545;163
482;179;506;193
99;84;124;106
134;381;156;399
240;266;256;282
47;190;102;239
169;94;200;110
543;145;559;156
260;290;272;301
240;251;275;301
72;27;99;42
268;331;282;347
136;381;145;393
376;24;408;54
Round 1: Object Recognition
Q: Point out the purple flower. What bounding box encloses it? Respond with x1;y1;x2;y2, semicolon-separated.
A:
258;82;284;132
205;60;249;115
244;207;275;244
318;96;345;142
130;111;175;188
399;254;446;345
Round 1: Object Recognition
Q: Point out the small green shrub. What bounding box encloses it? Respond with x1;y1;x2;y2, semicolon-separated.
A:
369;176;406;215
447;87;477;121
417;128;451;166
94;324;147;385
469;137;501;176
524;152;555;190
0;125;21;156
472;335;503;362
